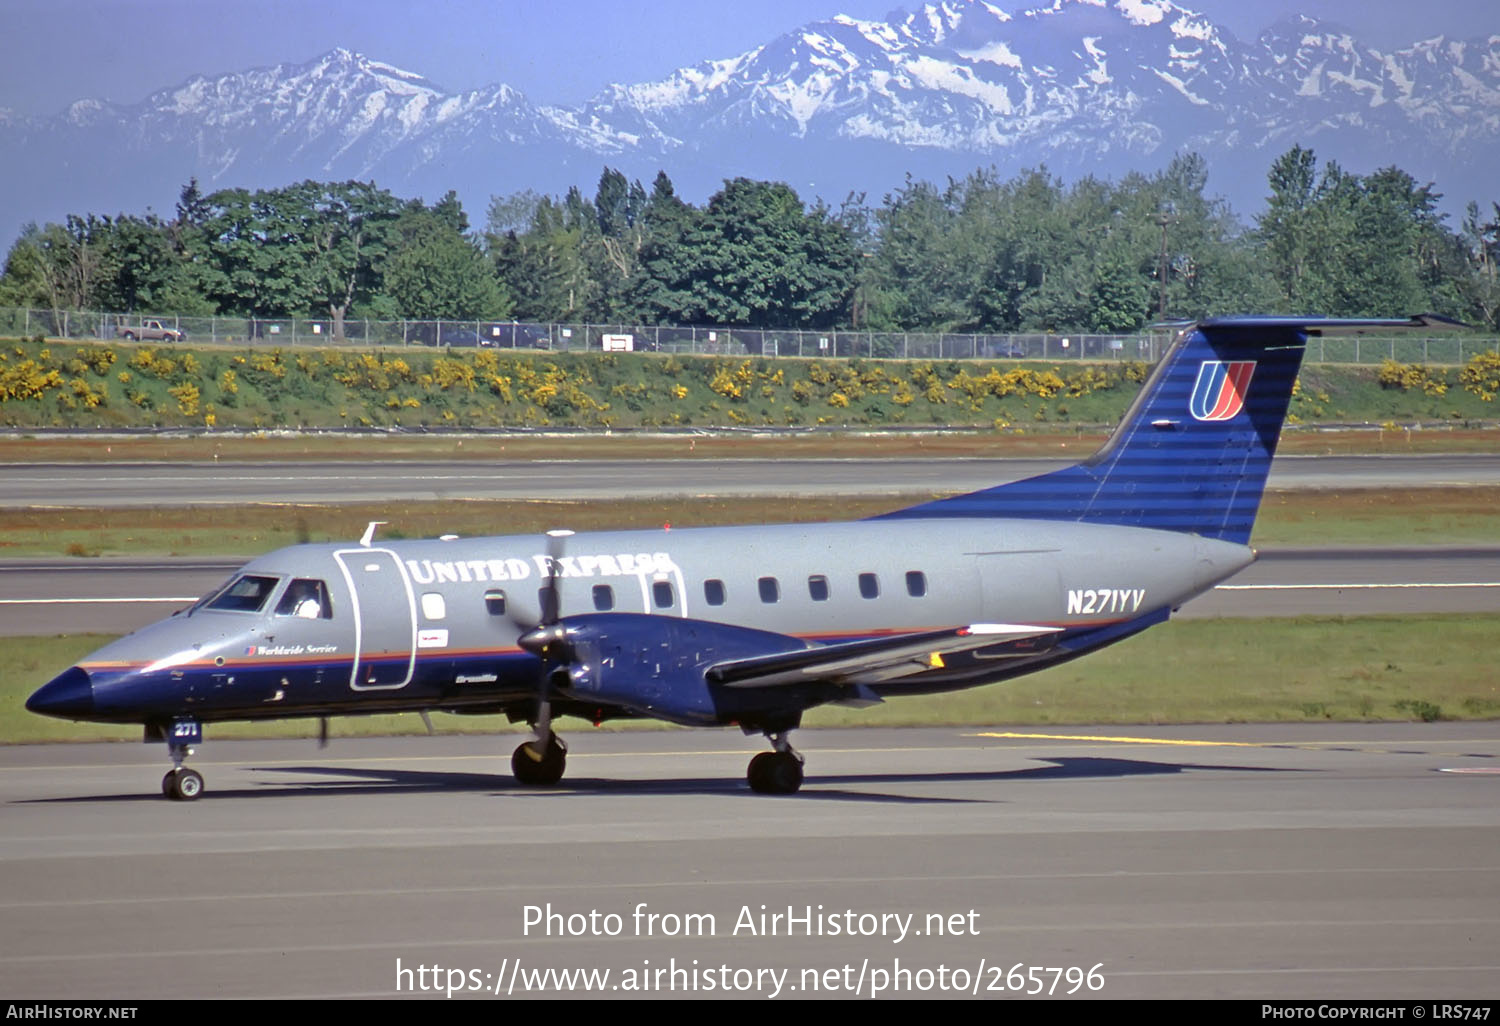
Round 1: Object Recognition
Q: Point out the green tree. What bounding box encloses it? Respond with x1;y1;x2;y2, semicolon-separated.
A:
383;205;511;320
587;167;649;320
624;171;702;324
187;180;401;331
1458;202;1500;329
0;218;105;326
864;176;967;330
1256;148;1463;317
192;186;320;317
692;178;857;328
488;194;594;320
292;180;403;338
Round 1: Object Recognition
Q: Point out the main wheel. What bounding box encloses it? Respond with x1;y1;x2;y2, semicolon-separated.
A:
166;768;204;801
511;737;567;786
747;751;803;794
747;751;774;792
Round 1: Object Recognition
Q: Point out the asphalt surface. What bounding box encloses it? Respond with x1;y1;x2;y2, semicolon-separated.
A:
1;726;1496;1000
5;453;1500;507
3;548;1497;636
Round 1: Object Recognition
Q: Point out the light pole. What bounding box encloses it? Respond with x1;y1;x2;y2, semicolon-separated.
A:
1155;207;1178;319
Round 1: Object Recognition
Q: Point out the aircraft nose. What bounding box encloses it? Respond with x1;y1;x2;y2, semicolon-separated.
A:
26;666;95;719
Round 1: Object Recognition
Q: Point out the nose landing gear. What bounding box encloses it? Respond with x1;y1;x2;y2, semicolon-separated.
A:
163;764;204;801
159;720;205;801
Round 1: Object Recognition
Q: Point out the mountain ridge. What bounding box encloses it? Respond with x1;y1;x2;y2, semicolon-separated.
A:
2;0;1496;243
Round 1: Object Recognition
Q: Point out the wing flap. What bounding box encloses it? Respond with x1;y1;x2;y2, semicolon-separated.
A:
708;623;1059;689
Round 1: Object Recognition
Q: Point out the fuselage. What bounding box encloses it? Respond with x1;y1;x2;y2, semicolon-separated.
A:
30;516;1253;731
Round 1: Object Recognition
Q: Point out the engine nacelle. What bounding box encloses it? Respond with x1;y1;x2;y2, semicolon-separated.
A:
555;613;831;727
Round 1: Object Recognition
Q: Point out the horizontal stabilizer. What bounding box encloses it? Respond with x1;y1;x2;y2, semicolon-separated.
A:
708;623;1059;689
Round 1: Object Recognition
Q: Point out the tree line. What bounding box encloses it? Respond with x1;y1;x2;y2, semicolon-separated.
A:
2;148;1497;333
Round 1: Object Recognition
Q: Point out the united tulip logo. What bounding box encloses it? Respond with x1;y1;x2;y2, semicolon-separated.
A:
1189;360;1255;421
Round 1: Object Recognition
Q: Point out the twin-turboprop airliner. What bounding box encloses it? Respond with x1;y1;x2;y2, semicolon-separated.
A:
27;316;1457;799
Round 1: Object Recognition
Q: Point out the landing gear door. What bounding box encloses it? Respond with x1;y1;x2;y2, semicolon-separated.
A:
334;548;417;690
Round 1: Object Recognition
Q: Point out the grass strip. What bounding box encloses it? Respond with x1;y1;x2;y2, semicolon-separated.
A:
1;425;1497;465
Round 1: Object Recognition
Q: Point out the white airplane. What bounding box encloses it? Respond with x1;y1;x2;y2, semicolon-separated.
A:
27;315;1459;800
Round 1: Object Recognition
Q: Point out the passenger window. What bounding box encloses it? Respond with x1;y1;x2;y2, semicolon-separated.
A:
808;575;829;601
592;584;614;611
704;579;726;606
420;592;446;620
210;574;282;613
858;573;880;599
276;578;332;619
484;589;507;616
652;581;675;609
906;571;927;598
758;577;780;603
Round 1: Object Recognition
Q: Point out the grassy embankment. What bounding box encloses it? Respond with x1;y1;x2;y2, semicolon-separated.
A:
2;335;1499;431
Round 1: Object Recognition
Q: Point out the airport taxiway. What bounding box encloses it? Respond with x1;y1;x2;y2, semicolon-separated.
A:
1;726;1496;999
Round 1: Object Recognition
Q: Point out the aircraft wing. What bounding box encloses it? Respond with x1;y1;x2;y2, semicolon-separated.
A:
706;623;1059;689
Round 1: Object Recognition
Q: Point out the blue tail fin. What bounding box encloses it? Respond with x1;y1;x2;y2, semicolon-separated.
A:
876;316;1454;544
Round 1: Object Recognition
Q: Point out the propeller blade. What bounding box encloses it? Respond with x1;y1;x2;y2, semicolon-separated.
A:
318;717;329;749
541;529;573;625
529;529;575;749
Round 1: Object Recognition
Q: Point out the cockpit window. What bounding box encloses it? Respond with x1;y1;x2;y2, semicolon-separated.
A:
205;574;282;613
275;579;332;619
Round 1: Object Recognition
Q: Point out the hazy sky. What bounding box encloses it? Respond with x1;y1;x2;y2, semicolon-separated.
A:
3;0;1496;117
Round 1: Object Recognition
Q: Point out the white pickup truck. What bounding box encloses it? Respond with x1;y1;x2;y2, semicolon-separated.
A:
114;319;186;342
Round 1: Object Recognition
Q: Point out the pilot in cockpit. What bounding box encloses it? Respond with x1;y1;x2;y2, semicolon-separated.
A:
278;579;328;619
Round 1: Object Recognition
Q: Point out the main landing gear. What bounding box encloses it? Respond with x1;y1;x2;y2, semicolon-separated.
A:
747;731;803;794
511;732;567;786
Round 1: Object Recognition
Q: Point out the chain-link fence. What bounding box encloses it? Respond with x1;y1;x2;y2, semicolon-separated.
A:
3;307;1495;365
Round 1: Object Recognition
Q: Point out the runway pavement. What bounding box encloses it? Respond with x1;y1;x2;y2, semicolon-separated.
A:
1;726;1495;999
5;453;1500;507
3;547;1497;636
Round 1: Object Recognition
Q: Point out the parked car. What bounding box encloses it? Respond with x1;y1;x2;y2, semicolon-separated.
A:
438;328;491;347
115;319;186;342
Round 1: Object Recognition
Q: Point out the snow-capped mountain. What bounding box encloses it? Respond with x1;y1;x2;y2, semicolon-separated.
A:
2;0;1497;245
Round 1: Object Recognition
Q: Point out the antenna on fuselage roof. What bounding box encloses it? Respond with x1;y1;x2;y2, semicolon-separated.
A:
359;521;387;547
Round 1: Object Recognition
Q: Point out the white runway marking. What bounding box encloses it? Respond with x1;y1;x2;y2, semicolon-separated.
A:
0;597;196;604
1216;582;1500;590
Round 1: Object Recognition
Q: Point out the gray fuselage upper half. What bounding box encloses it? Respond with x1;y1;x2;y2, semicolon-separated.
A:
99;517;1254;668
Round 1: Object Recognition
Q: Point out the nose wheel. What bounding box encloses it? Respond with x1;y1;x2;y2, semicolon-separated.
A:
161;730;205;801
162;767;204;801
747;732;803;794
